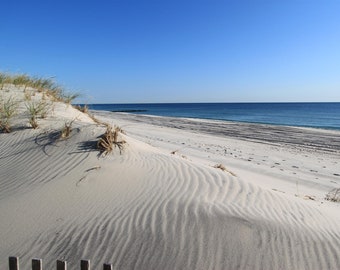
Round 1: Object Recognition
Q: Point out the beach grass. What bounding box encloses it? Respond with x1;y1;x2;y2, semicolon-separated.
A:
325;188;340;202
0;72;79;104
0;96;18;133
74;104;89;114
60;119;75;139
25;100;50;129
97;125;126;155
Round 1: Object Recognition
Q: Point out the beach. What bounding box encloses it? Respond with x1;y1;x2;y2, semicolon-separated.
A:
1;90;340;269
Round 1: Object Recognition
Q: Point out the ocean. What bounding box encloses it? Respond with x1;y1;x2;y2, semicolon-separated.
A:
88;103;340;130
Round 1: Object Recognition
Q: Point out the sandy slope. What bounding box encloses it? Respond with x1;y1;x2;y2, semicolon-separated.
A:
1;88;340;269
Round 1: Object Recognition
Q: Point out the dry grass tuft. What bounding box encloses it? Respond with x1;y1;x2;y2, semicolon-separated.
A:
89;113;103;125
0;73;13;90
73;106;104;125
325;188;340;202
60;119;76;139
213;164;237;176
74;104;89;114
97;125;126;156
24;89;33;101
63;93;80;104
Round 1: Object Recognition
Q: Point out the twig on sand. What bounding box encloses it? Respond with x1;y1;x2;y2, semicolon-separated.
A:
303;195;316;201
213;164;237;177
76;166;101;186
85;165;101;172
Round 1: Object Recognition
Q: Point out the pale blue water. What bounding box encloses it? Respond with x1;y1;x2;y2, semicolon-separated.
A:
88;103;340;130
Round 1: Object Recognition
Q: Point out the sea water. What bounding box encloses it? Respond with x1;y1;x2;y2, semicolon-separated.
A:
88;103;340;130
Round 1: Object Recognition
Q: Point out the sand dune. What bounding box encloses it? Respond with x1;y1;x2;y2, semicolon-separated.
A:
1;88;340;269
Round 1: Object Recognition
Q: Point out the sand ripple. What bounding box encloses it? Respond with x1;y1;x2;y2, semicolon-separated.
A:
1;126;340;270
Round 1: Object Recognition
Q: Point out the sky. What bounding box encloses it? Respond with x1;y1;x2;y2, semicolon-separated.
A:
1;0;340;103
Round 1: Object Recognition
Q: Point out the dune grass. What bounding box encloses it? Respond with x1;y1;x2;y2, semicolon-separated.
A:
97;125;126;156
60;119;76;139
0;72;79;104
325;188;340;202
74;104;89;114
1;72;125;156
25;100;50;129
0;96;18;133
0;73;12;90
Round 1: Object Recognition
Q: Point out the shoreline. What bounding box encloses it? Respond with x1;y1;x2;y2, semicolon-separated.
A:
87;102;340;131
91;110;340;154
112;112;340;132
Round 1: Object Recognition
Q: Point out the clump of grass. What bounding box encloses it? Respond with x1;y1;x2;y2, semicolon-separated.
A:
60;119;76;139
0;73;12;90
62;93;80;104
0;96;18;133
213;164;237;176
73;104;103;126
31;77;55;93
45;86;63;101
0;74;6;90
325;188;340;202
24;89;33;101
89;113;103;125
26;100;49;129
74;104;89;114
97;125;126;156
12;74;31;90
40;101;50;119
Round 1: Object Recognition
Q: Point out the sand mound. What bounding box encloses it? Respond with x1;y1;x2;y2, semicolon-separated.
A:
1;86;340;269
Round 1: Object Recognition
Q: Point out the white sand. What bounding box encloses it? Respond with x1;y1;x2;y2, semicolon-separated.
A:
1;86;340;269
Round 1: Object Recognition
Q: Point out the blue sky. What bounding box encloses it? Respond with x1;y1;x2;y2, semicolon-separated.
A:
1;0;339;103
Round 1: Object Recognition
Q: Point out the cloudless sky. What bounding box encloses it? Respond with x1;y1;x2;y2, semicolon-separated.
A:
1;0;340;103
